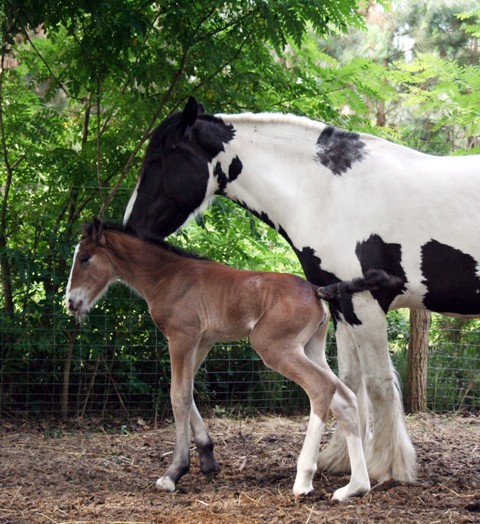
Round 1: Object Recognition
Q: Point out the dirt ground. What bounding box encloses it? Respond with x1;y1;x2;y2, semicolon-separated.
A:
0;413;478;523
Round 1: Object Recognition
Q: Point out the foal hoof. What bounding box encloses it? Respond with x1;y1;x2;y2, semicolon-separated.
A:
156;476;176;492
201;460;220;476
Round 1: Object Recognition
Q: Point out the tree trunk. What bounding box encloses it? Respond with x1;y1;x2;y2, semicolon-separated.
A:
406;309;431;413
0;41;15;317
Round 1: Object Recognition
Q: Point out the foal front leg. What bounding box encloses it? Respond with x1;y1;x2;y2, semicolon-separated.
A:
156;339;196;492
190;341;219;476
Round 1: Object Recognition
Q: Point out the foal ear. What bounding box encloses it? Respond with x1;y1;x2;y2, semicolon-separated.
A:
82;221;93;239
179;96;199;138
92;218;106;246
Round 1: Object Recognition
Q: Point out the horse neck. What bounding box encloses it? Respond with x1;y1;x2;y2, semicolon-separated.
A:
216;114;328;225
103;232;186;298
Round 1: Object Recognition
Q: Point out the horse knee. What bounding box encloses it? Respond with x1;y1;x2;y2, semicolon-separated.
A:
365;376;397;404
331;385;360;430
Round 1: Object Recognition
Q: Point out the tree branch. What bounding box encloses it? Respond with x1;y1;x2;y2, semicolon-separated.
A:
0;36;15;315
98;44;191;218
24;31;84;102
96;73;105;209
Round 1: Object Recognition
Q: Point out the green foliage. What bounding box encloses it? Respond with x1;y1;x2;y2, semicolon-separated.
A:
0;0;363;418
0;0;479;418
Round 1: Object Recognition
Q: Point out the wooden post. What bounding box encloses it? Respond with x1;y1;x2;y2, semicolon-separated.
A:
406;309;431;413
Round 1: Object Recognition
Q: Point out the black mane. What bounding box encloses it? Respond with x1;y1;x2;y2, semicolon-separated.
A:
143;110;234;166
100;221;209;261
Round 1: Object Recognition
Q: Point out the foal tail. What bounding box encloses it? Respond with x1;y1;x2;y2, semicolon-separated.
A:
316;269;403;301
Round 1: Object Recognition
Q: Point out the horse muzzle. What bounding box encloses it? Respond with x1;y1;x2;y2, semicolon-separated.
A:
65;290;89;320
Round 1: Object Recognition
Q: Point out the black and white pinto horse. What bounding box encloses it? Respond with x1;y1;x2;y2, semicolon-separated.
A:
124;97;480;484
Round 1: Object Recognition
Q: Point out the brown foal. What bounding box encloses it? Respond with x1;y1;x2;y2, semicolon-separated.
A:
65;220;396;501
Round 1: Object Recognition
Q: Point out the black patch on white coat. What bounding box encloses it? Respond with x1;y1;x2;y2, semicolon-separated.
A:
233;201;276;232
316;126;367;176
228;200;363;325
289;245;361;326
214;156;243;195
421;240;480;315
355;234;407;313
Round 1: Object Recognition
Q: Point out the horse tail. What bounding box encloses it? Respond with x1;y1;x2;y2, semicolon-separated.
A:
316;269;403;301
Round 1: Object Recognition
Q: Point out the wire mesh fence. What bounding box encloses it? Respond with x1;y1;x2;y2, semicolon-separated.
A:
1;279;479;421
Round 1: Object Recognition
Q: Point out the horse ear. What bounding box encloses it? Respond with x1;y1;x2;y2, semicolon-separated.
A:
179;96;199;137
82;221;93;239
92;218;106;246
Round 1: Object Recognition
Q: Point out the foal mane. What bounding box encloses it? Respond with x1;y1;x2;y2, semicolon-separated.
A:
100;221;209;261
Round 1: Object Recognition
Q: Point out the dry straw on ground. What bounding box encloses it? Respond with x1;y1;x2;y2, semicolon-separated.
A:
0;413;478;523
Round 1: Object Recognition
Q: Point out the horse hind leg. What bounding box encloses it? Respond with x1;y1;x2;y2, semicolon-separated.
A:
317;320;370;475
351;295;416;483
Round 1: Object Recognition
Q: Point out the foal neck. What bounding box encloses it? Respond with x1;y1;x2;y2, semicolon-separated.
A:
104;229;195;292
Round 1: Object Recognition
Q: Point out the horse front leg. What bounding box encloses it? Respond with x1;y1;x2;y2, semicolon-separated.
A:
350;295;416;483
190;401;219;475
317;320;370;474
156;338;196;492
329;380;370;501
302;327;370;500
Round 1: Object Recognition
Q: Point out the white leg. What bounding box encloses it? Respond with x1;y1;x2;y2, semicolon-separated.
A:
156;383;193;491
293;410;324;496
330;385;370;501
350;294;416;482
318;320;370;473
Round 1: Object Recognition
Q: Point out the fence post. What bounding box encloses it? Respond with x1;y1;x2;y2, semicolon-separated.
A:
406;309;431;413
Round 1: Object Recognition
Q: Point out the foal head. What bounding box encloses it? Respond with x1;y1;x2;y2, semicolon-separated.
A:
66;220;116;320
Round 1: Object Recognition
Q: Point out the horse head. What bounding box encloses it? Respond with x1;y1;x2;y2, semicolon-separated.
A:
124;97;235;238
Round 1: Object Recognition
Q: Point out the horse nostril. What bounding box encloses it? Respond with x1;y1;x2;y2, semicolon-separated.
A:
68;298;83;312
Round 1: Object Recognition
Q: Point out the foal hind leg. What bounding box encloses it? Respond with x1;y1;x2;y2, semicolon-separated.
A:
253;331;360;499
304;326;370;500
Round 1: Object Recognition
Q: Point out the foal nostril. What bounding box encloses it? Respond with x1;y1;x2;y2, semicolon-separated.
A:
68;298;83;312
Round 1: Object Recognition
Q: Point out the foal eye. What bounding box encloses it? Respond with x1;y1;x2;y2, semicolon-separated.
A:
79;254;91;266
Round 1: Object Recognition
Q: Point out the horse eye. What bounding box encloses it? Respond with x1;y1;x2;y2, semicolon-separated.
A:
79;254;91;266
